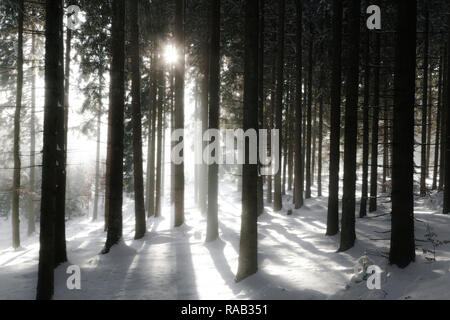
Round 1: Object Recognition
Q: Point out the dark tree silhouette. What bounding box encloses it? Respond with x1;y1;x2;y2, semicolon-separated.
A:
236;0;259;283
339;0;360;252
130;0;146;239
389;0;417;268
326;0;342;236
37;0;65;300
102;0;125;254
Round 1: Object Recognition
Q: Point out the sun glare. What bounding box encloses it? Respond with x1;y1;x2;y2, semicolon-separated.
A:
164;44;178;65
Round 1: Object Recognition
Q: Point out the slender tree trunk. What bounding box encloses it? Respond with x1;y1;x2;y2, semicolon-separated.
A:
382;99;388;193
147;53;157;217
102;0;125;254
12;0;24;249
104;89;112;231
155;65;164;218
200;21;210;215
293;0;304;209
439;47;447;191
174;0;185;227
339;0;360;252
389;0;416;268
37;0;64;300
360;29;370;218
267;57;276;204
369;32;381;212
326;0;342;236
93;71;103;221
170;66;176;204
305;24;313;200
273;0;285;212
433;54;443;190
317;80;323;197
257;0;265;216
93;104;101;221
130;0;146;239
236;0;259;282
426;65;432;179
287;89;294;192
420;4;429;196
28;23;37;236
206;0;220;240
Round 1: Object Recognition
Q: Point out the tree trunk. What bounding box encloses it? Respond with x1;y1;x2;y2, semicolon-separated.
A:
326;0;342;236
293;0;304;209
339;0;360;252
236;0;259;283
93;71;103;221
200;20;210;215
28;22;37;236
305;24;313;200
93;105;101;221
267;57;276;204
37;0;64;300
12;0;24;249
257;0;265;216
130;0;146;239
147;52;157;217
206;0;220;240
369;32;380;212
439;47;447;191
102;0;125;254
317;79;323;197
155;64;165;218
273;0;285;212
382;98;388;193
360;29;370;218
389;0;416;268
174;0;185;227
54;5;71;266
433;53;443;190
420;4;429;196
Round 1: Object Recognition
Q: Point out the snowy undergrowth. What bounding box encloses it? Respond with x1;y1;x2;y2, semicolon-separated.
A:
0;181;449;300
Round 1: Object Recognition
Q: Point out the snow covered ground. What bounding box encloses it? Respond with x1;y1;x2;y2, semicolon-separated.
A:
0;179;450;300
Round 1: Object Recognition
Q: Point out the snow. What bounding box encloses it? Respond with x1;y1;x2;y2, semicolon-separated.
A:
1;178;450;300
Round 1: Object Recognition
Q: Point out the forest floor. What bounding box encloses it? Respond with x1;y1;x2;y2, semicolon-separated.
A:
1;178;450;300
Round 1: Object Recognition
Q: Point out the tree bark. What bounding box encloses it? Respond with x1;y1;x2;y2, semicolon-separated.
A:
389;0;416;268
326;0;342;236
174;0;185;227
360;29;370;218
339;0;360;252
206;0;220;240
293;0;304;209
273;0;285;212
236;0;259;283
28;20;37;236
420;4;429;196
433;53;443;190
147;51;157;217
305;23;313;200
12;0;24;249
155;64;165;218
37;0;64;300
369;32;380;212
130;0;146;239
257;0;265;216
102;0;125;254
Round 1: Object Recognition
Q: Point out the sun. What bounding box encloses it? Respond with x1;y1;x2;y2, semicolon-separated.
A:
164;44;178;65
